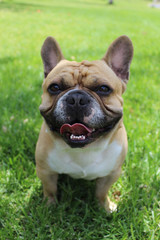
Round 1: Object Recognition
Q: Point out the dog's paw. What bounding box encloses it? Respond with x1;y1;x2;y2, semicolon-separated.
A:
103;197;117;213
43;196;57;205
98;197;117;213
106;200;117;213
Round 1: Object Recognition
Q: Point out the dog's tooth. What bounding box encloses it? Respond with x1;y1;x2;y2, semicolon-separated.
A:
70;134;86;141
70;134;74;140
82;135;85;140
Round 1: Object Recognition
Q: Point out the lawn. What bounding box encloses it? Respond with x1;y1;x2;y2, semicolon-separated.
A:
0;0;160;239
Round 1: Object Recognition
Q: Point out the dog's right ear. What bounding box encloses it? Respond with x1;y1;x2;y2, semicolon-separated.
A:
41;37;64;78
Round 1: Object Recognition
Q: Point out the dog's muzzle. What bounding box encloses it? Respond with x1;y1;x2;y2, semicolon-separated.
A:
40;89;122;148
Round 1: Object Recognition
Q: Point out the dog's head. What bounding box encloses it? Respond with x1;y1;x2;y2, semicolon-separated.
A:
39;36;133;147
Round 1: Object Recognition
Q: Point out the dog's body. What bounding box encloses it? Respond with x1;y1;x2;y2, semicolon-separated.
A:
36;36;133;212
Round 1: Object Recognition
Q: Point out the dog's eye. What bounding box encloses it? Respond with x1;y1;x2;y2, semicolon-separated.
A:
96;85;112;95
48;84;61;95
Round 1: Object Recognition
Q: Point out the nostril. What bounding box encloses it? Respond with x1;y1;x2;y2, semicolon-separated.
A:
79;98;84;105
79;98;90;106
67;96;75;105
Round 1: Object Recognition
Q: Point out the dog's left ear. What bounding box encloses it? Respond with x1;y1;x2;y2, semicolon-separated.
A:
41;36;64;78
102;35;133;84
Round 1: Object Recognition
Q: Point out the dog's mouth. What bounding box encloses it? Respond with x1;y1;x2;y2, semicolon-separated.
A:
60;123;93;142
60;122;118;148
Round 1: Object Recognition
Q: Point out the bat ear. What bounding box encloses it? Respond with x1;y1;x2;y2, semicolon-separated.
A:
41;37;64;78
102;35;133;84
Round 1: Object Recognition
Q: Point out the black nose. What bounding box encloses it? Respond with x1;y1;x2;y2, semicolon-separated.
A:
66;90;91;107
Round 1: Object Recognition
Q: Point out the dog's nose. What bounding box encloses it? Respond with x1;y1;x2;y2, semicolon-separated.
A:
66;90;91;107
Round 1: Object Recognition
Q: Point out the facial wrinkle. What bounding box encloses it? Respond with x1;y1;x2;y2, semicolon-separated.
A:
78;62;90;85
73;68;79;84
72;61;93;85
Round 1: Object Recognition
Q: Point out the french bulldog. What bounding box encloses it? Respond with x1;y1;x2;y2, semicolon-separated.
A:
35;35;133;213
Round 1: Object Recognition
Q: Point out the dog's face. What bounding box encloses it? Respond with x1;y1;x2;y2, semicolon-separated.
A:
39;36;133;147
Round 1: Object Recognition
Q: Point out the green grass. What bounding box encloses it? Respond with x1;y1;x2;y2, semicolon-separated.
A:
0;0;160;239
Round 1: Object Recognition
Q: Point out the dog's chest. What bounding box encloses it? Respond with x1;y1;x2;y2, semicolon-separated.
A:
47;139;122;180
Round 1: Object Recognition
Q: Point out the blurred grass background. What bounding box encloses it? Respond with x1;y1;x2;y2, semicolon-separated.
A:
0;0;160;239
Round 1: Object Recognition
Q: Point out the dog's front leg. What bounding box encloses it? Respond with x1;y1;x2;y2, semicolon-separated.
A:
36;166;58;204
95;168;121;213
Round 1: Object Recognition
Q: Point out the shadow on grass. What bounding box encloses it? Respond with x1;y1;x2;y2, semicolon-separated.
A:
0;0;105;13
0;82;42;166
0;56;17;64
0;1;48;12
14;174;149;239
17;176;115;238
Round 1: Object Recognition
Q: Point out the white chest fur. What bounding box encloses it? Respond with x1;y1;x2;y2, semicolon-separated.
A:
47;137;122;180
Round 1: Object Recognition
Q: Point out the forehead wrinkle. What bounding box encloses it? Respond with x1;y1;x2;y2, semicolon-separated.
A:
73;68;80;84
78;62;90;85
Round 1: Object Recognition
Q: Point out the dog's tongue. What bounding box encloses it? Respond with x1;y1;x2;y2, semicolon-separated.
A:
60;123;92;135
